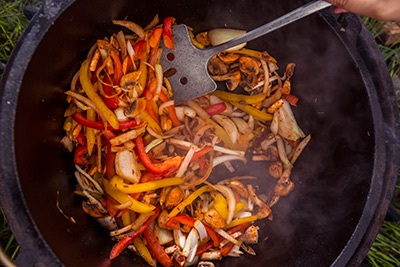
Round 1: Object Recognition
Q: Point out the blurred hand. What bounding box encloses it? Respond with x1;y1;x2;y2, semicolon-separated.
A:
326;0;400;21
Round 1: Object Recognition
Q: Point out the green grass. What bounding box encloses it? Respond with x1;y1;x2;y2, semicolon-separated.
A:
0;2;399;265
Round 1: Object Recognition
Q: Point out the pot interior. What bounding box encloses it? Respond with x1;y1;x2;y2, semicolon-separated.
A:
14;0;376;266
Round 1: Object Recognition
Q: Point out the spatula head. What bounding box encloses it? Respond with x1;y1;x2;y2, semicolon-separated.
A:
160;24;216;105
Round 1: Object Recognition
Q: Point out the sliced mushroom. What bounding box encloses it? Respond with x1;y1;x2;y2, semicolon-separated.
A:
217;52;240;64
274;168;294;196
173;251;186;267
82;200;104;218
157;209;170;229
225;71;241;91
207;57;229;75
267;161;283;179
247;184;271;219
195;32;211;46
97;215;118;230
119;70;142;89
198;261;216;267
239;56;261;75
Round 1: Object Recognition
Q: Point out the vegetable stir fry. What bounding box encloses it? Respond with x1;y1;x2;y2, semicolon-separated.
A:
61;14;311;267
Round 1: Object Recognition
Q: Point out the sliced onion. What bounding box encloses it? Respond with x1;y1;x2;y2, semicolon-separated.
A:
214;185;236;225
186;100;210;121
209;95;223;105
212;155;246;169
182;228;199;258
113;200;133;210
152;64;164;101
260;59;270;95
208;28;247;52
270;111;279;135
147;126;175;139
223;161;235;173
234;211;253;219
145;139;164;153
212;145;245;157
158;100;175;115
276;136;293;169
75;164;104;194
212;114;238;144
176;145;197;178
194;220;208;243
173;228;186;250
231;117;251;134
60;136;73;152
154;224;174;245
277;100;305;141
213;228;240;246
126;40;136;69
193;125;213;145
290;134;311;164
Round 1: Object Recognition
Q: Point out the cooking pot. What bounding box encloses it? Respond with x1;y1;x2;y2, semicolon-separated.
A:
0;0;399;266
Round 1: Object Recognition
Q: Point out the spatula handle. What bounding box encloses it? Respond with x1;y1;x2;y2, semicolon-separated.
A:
205;0;332;56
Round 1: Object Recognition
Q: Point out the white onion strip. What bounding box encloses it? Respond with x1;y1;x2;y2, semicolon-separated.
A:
194;220;208;242
214;228;240;246
145;139;164;153
75;164;104;194
126;40;136;70
152;64;163;101
186;100;210;121
158;100;175;115
176;145;197;178
290;134;311;164
276;136;293;169
212;155;247;169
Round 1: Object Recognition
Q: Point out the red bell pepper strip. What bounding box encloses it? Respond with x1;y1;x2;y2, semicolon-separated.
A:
101;75;119;109
110;50;123;85
143;226;173;267
72;113;139;130
204;102;227;116
221;242;235;256
149;27;163;48
76;132;86;145
163;17;174;50
135;135;181;174
195;222;249;256
165;215;220;247
134;40;147;60
159;91;181;127
74;145;89;165
109;205;161;260
105;141;116;179
140;172;163;183
282;94;299;106
190;146;213;163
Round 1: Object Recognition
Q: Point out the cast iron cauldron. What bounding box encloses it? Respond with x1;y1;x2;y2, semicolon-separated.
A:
0;0;399;266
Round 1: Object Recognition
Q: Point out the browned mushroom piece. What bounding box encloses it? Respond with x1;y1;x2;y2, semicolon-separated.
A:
82;200;104;218
267;161;283;179
207;57;229;75
119;70;142;89
285;63;296;79
247;184;271;219
217;52;240;64
274;168;295;196
228;180;249;198
239;56;261;75
211;70;241;91
265;145;279;161
226;71;241;91
173;251;186;267
195;32;211;46
265;192;280;207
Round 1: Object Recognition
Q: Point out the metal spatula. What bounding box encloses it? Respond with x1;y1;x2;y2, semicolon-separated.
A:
160;0;332;104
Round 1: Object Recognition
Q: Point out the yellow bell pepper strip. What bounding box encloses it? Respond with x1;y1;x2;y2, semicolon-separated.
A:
211;90;269;105
230;101;273;121
235;202;246;213
121;210;131;226
133;237;156;267
110;175;184;194
211;192;229;221
86;108;96;156
226;215;258;228
167;185;212;220
139;109;162;134
206;119;235;148
79;59;119;129
109;205;161;260
103;178;155;213
135;54;149;96
135;135;182;174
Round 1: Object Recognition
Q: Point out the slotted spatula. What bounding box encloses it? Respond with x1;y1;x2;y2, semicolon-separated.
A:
160;0;332;104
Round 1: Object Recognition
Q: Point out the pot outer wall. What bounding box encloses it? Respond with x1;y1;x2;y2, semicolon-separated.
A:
0;0;399;266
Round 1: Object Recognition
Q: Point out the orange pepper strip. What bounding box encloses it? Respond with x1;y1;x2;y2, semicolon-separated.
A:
159;91;181;127
79;59;119;129
110;50;123;85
